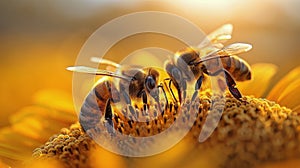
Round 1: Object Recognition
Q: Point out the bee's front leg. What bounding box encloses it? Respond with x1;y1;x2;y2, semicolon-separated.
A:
120;85;137;120
103;98;115;136
141;90;148;112
191;75;204;102
157;84;169;110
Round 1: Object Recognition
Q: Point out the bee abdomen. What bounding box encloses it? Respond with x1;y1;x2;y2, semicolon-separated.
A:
80;80;117;132
221;56;251;81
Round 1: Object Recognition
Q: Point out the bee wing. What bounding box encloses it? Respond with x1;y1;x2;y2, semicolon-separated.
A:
201;43;252;58
207;24;233;44
90;57;121;67
90;57;148;75
90;57;121;72
66;66;130;80
191;43;252;66
216;43;252;56
198;24;233;49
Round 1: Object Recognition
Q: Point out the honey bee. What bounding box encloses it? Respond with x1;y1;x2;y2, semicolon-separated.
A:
164;24;252;103
67;24;252;138
67;64;169;134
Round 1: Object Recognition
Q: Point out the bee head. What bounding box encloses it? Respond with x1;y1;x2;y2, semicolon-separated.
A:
145;68;159;93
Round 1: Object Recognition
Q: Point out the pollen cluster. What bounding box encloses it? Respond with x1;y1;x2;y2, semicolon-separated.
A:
190;90;300;167
32;90;300;168
32;123;96;168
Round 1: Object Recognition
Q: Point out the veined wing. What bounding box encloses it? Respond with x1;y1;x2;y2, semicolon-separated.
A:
207;24;233;44
198;24;233;49
190;43;252;66
90;48;169;70
66;66;130;80
90;57;121;68
215;43;252;56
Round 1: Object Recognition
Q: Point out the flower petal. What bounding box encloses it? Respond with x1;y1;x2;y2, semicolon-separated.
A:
32;89;75;114
0;159;10;168
130;138;195;168
10;106;77;125
26;159;63;168
275;79;300;110
90;146;126;168
237;63;278;97
0;128;38;161
0;89;78;163
254;158;300;168
292;104;300;113
267;66;300;101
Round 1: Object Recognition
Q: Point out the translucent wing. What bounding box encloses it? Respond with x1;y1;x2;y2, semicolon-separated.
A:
191;43;252;65
216;43;252;56
201;43;252;59
66;66;130;80
90;48;169;70
90;57;120;72
207;24;233;44
90;57;121;68
198;24;233;49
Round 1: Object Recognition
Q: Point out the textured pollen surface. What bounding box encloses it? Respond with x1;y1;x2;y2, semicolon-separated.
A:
33;90;300;168
32;123;96;168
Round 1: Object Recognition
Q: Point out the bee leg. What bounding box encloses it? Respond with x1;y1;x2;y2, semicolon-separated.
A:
206;69;242;100
191;75;203;102
103;98;115;135
223;70;242;99
149;88;165;116
158;84;169;110
165;79;179;103
121;89;137;120
141;90;148;112
181;80;187;103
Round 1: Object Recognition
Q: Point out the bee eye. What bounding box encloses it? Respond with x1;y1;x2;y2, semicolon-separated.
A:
172;68;181;81
145;76;156;90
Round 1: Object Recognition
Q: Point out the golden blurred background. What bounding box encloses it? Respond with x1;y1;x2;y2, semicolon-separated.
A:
0;0;299;128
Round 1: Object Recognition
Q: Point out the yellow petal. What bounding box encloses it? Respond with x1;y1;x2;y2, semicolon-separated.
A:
0;127;43;149
0;89;77;163
11;117;66;141
131;138;194;168
10;106;77;125
90;146;126;168
0;106;76;161
237;63;278;97
0;128;40;161
25;158;64;168
0;148;29;161
255;159;300;168
0;159;10;168
275;79;300;110
267;66;300;101
292;104;300;113
32;89;75;114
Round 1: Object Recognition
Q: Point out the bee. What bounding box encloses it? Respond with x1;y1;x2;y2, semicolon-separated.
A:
67;64;169;134
67;24;252;138
164;24;252;103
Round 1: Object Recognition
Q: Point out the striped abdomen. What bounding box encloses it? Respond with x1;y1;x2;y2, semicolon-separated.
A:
80;79;119;132
203;56;251;82
221;56;251;81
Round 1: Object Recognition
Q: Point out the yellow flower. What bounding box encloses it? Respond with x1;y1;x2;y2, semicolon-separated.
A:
1;64;300;168
238;63;300;113
0;90;77;167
